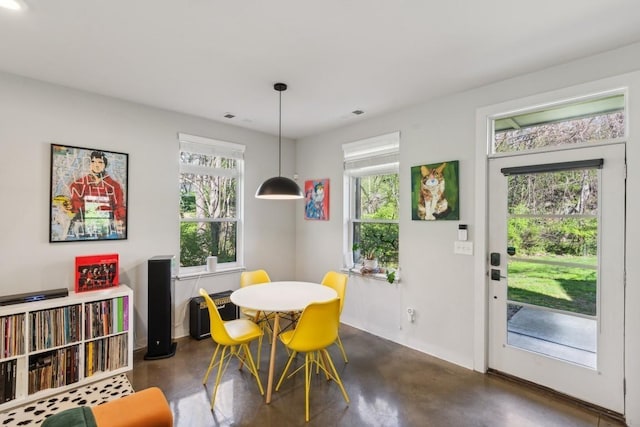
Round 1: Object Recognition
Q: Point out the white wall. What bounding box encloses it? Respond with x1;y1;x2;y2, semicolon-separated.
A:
295;42;640;424
0;71;298;350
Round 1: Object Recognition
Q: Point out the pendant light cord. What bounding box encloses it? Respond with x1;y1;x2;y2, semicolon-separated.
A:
255;82;302;199
278;89;282;176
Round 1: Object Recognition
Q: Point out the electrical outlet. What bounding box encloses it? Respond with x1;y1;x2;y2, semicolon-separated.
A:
407;307;415;322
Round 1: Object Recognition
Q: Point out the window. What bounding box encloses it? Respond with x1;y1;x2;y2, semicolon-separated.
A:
343;132;400;274
492;93;625;154
178;133;244;272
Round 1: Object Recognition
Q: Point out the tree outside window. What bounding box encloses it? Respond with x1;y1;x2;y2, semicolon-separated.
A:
179;135;244;270
343;132;400;278
352;173;399;268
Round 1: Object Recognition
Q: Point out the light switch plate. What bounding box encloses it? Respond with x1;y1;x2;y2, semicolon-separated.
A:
454;241;473;255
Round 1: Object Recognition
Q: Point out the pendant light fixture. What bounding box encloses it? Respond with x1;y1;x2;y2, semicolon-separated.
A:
255;83;304;200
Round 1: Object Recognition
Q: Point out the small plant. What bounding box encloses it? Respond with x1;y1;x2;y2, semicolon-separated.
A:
352;242;380;261
385;269;396;284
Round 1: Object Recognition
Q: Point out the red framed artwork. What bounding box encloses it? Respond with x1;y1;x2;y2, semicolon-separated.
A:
304;178;329;220
75;253;119;293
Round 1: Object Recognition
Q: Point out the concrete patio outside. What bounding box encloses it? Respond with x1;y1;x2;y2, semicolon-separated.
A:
507;306;596;368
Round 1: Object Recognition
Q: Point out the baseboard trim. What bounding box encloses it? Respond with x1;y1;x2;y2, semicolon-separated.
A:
487;369;626;425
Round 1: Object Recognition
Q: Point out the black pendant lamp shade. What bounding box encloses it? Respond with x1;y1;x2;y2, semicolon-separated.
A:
256;176;303;199
255;83;304;200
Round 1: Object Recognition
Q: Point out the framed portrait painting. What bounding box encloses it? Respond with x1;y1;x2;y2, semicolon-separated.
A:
304;178;329;220
411;160;459;221
50;144;129;242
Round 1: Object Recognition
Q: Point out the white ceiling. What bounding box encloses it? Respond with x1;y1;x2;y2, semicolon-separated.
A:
1;1;640;139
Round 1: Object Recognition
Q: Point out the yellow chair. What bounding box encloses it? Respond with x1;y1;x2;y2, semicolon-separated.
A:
275;298;349;422
321;271;349;363
199;288;264;409
240;269;273;367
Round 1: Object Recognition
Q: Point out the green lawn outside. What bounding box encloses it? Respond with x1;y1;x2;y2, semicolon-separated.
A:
507;257;596;316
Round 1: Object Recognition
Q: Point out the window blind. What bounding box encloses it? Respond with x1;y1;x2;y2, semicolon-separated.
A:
342;131;400;176
178;132;245;160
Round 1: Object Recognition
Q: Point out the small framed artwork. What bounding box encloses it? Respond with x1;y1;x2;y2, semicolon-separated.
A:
304;178;329;220
411;160;459;221
50;144;128;242
75;253;119;293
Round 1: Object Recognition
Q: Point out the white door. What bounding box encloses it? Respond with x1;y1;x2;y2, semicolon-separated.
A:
488;143;625;413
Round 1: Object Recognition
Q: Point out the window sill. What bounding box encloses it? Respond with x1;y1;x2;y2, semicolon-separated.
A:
341;266;400;284
175;266;245;281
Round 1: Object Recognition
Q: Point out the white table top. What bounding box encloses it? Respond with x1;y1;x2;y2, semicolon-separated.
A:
230;281;337;312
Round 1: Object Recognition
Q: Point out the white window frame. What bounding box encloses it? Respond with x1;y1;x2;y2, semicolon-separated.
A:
343;132;400;278
178;132;245;276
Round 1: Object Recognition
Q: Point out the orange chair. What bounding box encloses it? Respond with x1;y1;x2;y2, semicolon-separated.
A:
199;289;264;408
275;298;349;422
41;387;172;427
321;271;349;363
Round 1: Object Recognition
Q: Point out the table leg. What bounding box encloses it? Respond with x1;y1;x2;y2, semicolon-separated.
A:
266;313;279;404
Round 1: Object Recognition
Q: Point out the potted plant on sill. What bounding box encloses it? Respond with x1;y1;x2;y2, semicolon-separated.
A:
352;241;381;270
353;242;399;284
352;225;398;279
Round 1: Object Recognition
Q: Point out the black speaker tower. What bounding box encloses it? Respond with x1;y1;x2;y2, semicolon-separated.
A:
144;255;177;360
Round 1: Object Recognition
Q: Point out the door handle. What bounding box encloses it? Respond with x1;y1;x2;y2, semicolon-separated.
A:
491;269;506;281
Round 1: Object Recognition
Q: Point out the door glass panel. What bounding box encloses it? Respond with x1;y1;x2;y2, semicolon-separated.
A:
506;168;598;368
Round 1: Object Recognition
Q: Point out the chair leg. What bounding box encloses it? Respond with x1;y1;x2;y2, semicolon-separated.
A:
321;348;350;404
241;343;264;395
317;350;331;380
335;333;348;363
210;346;230;408
256;318;273;370
277;348;348;422
206;343;265;409
275;350;297;391
202;344;221;384
253;311;273;370
255;333;262;370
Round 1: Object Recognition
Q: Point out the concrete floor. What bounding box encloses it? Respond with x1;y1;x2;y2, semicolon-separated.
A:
129;324;624;426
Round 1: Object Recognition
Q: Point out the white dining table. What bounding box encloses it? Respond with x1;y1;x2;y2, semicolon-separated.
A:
230;281;337;404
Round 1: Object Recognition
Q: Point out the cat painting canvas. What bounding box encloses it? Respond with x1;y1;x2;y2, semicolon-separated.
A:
411;160;459;221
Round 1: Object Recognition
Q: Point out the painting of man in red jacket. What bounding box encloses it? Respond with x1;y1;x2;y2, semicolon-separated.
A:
68;150;126;238
50;144;128;241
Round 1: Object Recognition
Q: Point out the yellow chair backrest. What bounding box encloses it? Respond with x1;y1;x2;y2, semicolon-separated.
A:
286;298;341;353
199;289;235;346
321;271;347;313
240;269;271;287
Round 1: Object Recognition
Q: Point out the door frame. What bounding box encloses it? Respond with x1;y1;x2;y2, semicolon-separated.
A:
487;143;625;411
473;80;629;376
